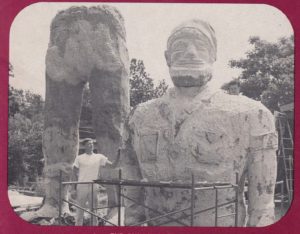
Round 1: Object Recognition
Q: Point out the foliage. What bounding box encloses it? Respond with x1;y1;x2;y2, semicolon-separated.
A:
8;85;44;185
9;86;44;118
229;36;294;111
129;59;168;107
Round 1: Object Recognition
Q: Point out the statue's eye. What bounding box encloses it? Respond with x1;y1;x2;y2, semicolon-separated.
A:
172;41;187;52
193;38;210;52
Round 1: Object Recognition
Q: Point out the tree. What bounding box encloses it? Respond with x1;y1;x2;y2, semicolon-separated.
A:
8;85;44;185
129;58;168;107
229;36;294;111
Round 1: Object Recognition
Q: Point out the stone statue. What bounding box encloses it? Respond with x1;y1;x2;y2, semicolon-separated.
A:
22;5;129;221
122;19;278;227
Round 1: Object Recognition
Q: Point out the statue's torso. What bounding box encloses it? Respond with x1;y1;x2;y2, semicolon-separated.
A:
128;87;272;226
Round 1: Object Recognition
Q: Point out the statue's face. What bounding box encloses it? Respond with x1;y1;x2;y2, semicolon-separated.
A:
166;31;214;87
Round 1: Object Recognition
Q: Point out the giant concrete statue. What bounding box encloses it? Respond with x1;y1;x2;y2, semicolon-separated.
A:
22;6;129;220
122;19;278;227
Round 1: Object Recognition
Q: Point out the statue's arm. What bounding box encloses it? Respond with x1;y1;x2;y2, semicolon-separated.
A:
122;120;146;226
247;109;278;227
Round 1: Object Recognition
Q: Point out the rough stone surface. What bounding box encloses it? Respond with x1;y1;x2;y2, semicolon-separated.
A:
46;5;128;85
26;5;129;221
122;87;278;226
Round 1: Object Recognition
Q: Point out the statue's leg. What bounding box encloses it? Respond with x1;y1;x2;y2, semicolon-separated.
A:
21;77;85;221
89;68;129;212
20;5;129;223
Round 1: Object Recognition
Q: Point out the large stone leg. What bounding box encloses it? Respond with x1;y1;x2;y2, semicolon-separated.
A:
21;5;129;222
42;78;85;213
88;6;129;211
90;69;129;162
90;68;129;209
21;77;85;221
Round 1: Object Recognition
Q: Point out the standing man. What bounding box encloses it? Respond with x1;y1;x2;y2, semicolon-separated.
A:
228;80;240;95
72;138;120;226
122;19;278;227
222;79;241;95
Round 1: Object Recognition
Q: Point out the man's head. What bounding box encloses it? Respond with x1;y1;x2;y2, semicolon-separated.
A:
227;80;240;95
82;138;94;154
165;19;217;87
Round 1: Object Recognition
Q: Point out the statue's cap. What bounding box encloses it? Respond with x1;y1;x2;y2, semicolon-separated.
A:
167;19;217;62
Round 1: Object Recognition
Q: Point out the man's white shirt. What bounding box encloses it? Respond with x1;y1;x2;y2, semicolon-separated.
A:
73;153;108;182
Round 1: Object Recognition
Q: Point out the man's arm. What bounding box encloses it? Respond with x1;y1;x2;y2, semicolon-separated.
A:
103;149;121;168
247;108;278;227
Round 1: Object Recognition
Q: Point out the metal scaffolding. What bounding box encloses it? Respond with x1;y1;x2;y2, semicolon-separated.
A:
275;111;294;203
58;169;285;226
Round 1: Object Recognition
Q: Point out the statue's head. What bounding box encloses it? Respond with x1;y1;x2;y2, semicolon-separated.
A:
165;19;217;87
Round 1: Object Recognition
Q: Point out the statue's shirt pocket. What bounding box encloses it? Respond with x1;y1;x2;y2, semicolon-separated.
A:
139;130;159;163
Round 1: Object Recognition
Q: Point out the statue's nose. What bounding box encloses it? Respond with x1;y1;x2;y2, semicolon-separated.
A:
183;44;199;59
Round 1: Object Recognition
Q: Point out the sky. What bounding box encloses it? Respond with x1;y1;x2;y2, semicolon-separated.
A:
9;3;293;97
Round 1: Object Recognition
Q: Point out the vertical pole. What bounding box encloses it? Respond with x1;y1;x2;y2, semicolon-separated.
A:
280;181;284;217
58;170;62;225
234;173;239;227
215;188;218;227
118;169;122;226
190;173;195;226
91;183;94;226
289;156;293;202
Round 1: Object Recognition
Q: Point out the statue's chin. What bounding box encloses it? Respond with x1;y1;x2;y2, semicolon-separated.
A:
169;66;212;87
171;75;211;87
170;71;212;87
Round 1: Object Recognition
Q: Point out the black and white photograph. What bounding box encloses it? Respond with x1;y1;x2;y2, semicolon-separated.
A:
8;2;294;227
